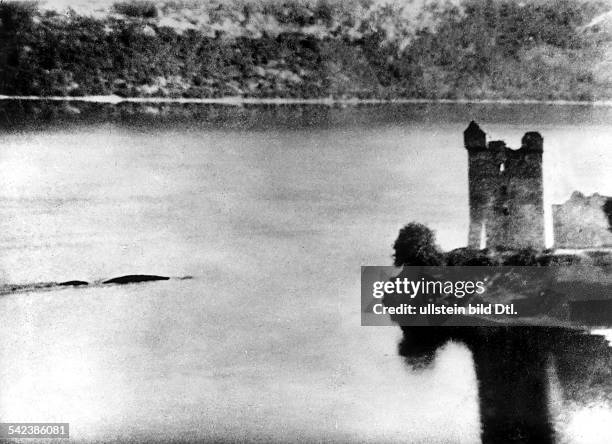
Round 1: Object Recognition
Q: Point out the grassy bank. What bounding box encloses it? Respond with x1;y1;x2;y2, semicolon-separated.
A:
1;0;611;100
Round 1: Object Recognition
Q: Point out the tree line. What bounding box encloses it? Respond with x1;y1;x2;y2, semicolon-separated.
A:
0;0;609;100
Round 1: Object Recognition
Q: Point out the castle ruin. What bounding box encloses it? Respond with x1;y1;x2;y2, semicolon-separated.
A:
464;121;545;250
553;192;612;249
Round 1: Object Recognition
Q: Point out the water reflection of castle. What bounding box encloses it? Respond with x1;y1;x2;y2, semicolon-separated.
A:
464;121;612;250
399;327;612;444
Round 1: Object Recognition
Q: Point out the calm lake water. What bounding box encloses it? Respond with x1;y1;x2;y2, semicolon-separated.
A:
0;103;610;442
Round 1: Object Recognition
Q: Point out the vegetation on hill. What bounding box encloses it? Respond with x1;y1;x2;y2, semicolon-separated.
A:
0;0;610;100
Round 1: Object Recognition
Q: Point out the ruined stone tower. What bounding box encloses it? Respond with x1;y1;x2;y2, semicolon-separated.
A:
464;121;545;250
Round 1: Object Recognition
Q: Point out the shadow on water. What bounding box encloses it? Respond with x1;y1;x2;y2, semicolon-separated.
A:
398;326;612;444
3;100;612;132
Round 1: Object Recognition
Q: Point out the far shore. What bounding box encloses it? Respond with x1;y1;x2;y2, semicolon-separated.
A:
1;95;612;107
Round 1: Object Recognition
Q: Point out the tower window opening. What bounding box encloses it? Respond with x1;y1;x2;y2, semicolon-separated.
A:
479;221;487;249
499;162;505;173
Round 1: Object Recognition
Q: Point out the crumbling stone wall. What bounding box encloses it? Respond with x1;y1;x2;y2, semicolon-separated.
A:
464;121;545;250
553;192;612;248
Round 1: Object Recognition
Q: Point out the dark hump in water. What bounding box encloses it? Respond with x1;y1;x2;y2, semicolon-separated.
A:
103;275;170;285
58;280;89;287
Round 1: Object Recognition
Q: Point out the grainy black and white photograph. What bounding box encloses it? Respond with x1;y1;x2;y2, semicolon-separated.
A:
0;0;611;442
